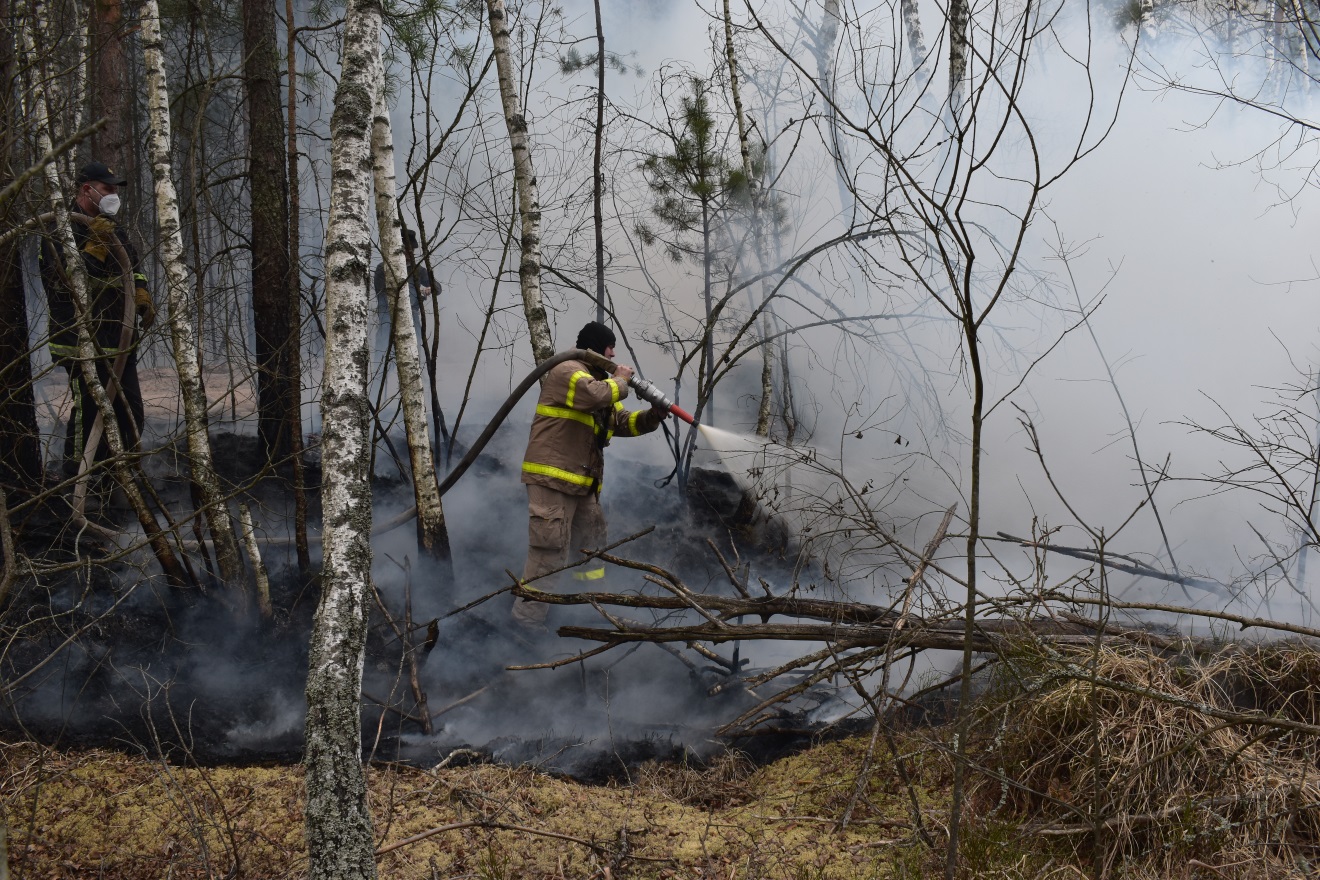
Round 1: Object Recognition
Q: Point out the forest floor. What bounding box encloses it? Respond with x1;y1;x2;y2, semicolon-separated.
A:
3;724;1045;880
11;386;1320;878
11;634;1320;880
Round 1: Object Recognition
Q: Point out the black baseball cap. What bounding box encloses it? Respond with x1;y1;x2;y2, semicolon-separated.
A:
75;161;127;186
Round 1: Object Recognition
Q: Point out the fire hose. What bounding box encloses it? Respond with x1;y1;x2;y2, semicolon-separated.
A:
375;348;693;535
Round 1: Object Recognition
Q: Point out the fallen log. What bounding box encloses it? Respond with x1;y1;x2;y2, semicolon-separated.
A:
512;581;900;626
555;618;1154;652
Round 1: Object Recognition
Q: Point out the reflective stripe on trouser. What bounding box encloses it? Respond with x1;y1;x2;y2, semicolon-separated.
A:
513;482;607;628
53;350;145;467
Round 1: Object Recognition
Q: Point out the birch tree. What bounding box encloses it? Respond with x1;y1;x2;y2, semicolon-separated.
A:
803;0;852;219
371;77;452;572
302;0;381;874
0;0;40;497
140;0;247;590
486;0;554;365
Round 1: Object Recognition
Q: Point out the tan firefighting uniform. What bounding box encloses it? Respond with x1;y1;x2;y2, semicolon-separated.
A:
514;358;665;628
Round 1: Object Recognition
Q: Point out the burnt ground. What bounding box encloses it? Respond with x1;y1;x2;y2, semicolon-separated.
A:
0;430;871;784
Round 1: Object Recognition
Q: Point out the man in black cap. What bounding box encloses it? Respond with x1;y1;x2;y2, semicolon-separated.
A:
40;161;156;474
513;321;668;629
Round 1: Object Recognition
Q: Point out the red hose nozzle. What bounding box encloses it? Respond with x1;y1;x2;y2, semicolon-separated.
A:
668;404;696;426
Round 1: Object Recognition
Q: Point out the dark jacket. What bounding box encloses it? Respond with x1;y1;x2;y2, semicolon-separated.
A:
373;260;430;311
40;208;146;356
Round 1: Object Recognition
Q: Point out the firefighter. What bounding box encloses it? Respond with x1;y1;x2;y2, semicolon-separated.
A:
40;161;156;475
513;321;668;629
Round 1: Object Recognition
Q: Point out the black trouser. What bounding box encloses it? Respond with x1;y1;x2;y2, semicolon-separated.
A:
56;349;144;469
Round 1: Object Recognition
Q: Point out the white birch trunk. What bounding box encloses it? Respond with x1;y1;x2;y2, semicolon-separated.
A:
814;0;853;220
302;0;381;876
949;0;970;106
485;0;554;365
901;0;928;75
369;75;452;571
140;0;248;591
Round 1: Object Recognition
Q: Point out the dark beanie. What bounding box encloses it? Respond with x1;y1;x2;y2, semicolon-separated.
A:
576;321;616;355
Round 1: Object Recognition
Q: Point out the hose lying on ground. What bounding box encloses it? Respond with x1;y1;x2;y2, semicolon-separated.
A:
374;348;620;536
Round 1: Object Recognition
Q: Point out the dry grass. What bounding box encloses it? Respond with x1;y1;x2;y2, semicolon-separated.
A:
1;734;946;879
12;641;1320;878
971;640;1320;879
634;751;759;810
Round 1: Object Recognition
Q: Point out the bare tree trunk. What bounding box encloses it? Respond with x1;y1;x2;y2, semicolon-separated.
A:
485;0;554;365
0;241;37;497
592;0;606;324
88;0;132;180
701;199;715;425
302;0;381;875
949;0;970;105
243;0;298;465
370;77;452;572
0;0;40;498
286;0;310;573
946;321;982;879
140;0;247;590
812;0;852;219
722;0;775;438
901;0;928;74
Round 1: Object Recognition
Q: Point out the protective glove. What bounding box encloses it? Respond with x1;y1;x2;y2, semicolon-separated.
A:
82;215;117;262
135;287;156;329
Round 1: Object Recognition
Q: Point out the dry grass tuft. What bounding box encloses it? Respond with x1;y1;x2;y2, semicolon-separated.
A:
972;640;1320;878
635;750;759;809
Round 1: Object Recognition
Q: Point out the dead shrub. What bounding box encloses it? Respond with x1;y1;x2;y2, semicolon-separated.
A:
969;641;1320;877
635;749;758;809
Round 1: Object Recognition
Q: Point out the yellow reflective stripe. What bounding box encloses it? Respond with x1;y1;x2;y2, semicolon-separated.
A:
565;370;592;409
536;403;594;428
627;410;642;436
606;378;620;405
522;461;595;487
572;567;606;581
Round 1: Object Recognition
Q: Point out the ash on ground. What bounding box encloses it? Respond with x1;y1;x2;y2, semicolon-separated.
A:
1;431;867;782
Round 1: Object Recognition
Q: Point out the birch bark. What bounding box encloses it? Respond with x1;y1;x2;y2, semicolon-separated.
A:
901;0;928;75
140;0;247;590
0;0;40;495
302;0;381;875
949;0;970;105
813;0;853;219
486;0;554;365
370;76;452;572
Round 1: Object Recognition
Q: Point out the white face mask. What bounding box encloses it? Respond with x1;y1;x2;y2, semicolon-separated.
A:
98;193;122;217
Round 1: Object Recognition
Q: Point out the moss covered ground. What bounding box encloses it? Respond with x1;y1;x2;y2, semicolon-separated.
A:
3;732;963;880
